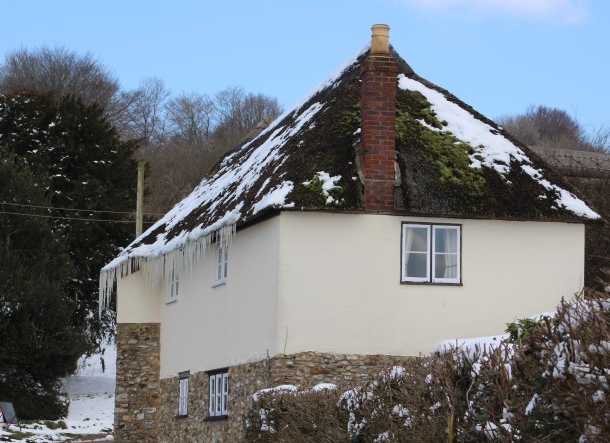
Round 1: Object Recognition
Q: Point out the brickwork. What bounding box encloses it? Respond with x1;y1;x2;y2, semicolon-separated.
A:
360;53;398;212
153;352;413;442
114;323;161;443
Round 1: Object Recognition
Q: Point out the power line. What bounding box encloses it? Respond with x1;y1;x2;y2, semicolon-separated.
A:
0;209;134;223
0;209;156;224
0;201;164;217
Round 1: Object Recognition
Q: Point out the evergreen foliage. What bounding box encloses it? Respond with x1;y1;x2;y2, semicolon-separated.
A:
0;155;88;418
0;92;137;418
0;91;138;346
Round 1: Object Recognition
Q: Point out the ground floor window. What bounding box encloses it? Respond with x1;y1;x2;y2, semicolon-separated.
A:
208;369;229;418
401;222;461;284
178;371;189;417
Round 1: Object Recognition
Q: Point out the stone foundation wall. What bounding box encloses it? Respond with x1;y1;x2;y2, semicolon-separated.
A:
271;352;414;387
157;359;272;443
155;352;413;442
114;323;161;443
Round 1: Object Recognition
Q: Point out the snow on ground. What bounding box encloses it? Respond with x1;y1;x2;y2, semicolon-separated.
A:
0;344;116;442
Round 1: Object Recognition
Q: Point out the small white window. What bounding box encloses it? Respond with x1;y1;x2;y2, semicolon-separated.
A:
216;241;228;284
169;265;179;301
178;372;189;417
402;223;461;284
208;370;228;418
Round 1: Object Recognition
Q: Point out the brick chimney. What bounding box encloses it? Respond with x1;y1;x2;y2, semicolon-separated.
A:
360;24;397;212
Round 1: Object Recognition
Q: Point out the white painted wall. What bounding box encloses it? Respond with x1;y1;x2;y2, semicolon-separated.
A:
117;271;160;324
117;210;585;376
276;212;584;356
158;217;281;377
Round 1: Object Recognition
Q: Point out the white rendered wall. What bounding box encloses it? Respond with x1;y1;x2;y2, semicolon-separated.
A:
157;217;281;378
117;271;161;324
276;212;584;357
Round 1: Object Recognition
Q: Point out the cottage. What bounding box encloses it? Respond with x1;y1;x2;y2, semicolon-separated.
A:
100;25;598;442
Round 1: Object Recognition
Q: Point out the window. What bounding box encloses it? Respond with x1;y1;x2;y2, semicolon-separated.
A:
216;241;228;284
178;371;189;417
401;223;461;284
169;264;179;301
208;370;229;418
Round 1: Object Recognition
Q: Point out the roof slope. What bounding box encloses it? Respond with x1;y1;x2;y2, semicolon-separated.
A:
100;43;598;302
530;146;610;178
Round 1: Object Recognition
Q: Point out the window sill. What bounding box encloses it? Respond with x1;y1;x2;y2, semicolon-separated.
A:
401;280;463;286
175;414;188;419
212;280;226;288
205;415;228;422
165;298;178;305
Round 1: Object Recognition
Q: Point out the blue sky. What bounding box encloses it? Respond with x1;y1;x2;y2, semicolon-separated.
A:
1;0;607;132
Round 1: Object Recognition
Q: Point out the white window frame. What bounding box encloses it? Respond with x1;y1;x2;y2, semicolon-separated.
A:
178;372;189;417
168;264;179;302
401;223;461;284
208;370;229;418
215;240;228;285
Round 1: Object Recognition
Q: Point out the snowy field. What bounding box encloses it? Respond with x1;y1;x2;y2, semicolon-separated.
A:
0;345;116;442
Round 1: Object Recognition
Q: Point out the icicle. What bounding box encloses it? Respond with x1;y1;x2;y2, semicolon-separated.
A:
98;222;237;317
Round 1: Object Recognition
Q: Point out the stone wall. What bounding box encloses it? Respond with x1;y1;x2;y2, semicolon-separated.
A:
114;323;161;443
270;351;414;387
154;352;413;442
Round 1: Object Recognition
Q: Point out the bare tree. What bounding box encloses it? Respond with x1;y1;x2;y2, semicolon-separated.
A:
141;87;282;215
122;77;171;148
499;105;608;152
585;124;610;152
0;46;119;112
213;86;282;150
166;92;215;147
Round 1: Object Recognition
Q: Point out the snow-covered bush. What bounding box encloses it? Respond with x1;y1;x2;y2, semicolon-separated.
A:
244;292;609;442
505;292;610;442
446;291;610;442
246;383;345;442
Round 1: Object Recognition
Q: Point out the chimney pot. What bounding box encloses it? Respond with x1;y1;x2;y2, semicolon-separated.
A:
370;24;390;54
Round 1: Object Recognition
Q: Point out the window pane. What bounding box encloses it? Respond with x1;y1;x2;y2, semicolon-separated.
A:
223;247;228;279
403;225;430;281
435;253;458;278
434;227;457;253
216;376;222;413
217;247;223;281
210;376;215;414
222;373;228;414
179;378;188;416
433;226;460;281
406;227;428;252
406;252;428;278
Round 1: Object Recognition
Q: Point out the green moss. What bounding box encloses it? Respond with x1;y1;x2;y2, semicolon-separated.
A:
301;172;345;206
5;430;36;439
395;89;492;210
340;102;361;137
42;419;68;430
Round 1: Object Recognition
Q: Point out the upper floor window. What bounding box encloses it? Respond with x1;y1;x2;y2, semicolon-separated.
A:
208;369;228;419
216;241;228;284
169;264;179;301
401;223;461;284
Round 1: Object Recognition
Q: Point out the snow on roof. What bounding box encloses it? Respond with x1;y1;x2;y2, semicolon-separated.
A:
100;42;599;310
398;75;600;220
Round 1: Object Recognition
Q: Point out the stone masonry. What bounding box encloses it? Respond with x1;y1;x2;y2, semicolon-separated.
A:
154;351;414;442
114;323;161;443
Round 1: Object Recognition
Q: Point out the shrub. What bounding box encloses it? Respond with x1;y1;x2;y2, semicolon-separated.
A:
245;291;610;442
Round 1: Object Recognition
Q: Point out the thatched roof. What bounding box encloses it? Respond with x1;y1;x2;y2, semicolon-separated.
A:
100;42;599;304
530;147;610;178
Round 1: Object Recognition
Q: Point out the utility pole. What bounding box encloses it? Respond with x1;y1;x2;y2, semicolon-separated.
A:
136;161;145;238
